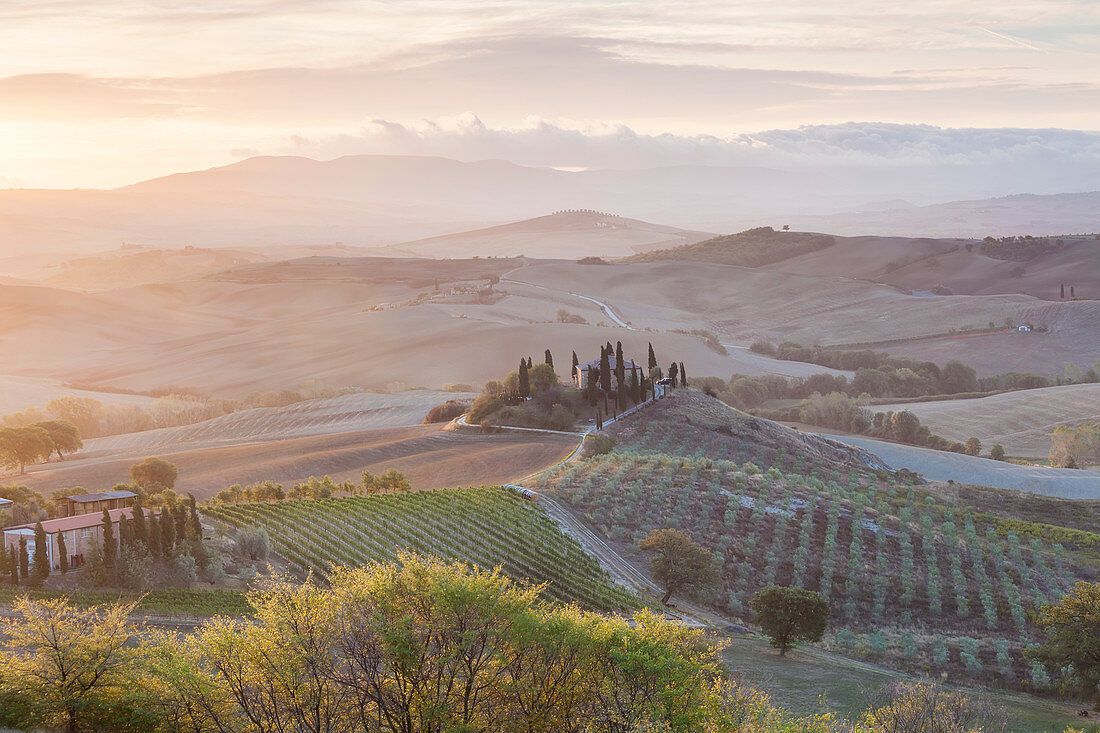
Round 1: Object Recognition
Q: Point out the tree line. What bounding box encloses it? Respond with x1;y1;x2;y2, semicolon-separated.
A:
3;552;1084;732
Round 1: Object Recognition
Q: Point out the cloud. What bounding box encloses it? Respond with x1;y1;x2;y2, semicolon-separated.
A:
281;115;1100;172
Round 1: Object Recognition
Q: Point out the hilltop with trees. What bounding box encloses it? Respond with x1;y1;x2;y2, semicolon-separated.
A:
624;226;835;267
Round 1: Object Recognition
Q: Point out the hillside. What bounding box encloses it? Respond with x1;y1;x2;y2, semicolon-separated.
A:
531;391;1100;693
40;246;270;291
78;390;476;459
872;383;1100;458
16;423;577;501
784;191;1100;238
623;226;835;267
388;210;712;259
765;234;1099;300
204;486;636;611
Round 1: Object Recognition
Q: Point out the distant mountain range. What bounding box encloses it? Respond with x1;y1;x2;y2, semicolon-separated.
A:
0;154;1097;257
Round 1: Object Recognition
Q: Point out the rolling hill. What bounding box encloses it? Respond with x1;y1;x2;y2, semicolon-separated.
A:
530;391;1100;697
622;226;836;267
870;383;1100;459
5;155;1098;260
388;210;712;259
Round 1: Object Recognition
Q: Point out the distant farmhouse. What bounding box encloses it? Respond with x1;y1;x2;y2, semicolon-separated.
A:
573;356;643;390
2;489;137;571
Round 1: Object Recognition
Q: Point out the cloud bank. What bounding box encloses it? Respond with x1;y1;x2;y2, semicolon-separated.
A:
285;115;1100;172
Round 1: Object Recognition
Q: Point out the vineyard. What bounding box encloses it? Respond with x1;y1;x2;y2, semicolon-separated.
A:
203;486;636;611
533;392;1099;690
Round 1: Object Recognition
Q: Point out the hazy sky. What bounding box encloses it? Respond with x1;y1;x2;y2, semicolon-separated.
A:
2;0;1099;187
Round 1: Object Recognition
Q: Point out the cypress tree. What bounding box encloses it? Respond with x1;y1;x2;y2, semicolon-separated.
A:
544;349;554;368
188;494;202;541
161;509;176;557
58;530;68;574
132;499;148;549
174;503;188;543
1071;285;1075;298
669;362;679;388
1060;283;1065;298
102;509;116;574
630;368;640;403
518;359;530;399
33;521;49;581
526;356;533;369
679;362;688;388
19;538;29;582
148;511;162;558
9;546;18;584
118;514;131;548
614;341;625;388
598;347;612;410
648;342;657;373
571;350;579;374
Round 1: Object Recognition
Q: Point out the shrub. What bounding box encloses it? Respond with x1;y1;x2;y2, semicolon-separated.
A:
423;399;470;424
990;444;1005;461
234;527;270;563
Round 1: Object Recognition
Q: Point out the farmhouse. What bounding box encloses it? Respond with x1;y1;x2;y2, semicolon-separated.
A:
2;507;133;570
59;489;136;518
573;356;643;390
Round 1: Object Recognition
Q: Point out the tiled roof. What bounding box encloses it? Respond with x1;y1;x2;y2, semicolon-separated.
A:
5;507;133;534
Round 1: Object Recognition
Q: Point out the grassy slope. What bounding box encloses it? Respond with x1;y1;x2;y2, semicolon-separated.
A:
723;637;1095;733
622;227;835;267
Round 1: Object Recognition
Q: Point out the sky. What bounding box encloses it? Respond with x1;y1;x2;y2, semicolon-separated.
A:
1;0;1099;188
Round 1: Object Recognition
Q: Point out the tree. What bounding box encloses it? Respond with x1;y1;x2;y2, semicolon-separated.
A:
57;529;68;574
101;509;116;577
679;362;687;388
990;444;1005;461
32;522;49;583
648;342;657;373
964;437;981;456
0;597;153;733
187;494;202;542
668;362;679;388
544;349;553;368
638;528;719;605
160;508;175;556
131;500;148;550
148;553;735;733
129;457;177;491
1061;283;1066;299
749;585;829;656
518;358;530;399
147;511;161;558
33;420;82;461
939;360;978;394
614;341;625;388
377;468;412;492
599;347;612;407
18;537;29;583
0;426;54;474
571;350;579;375
859;680;989;733
1031;581;1100;698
